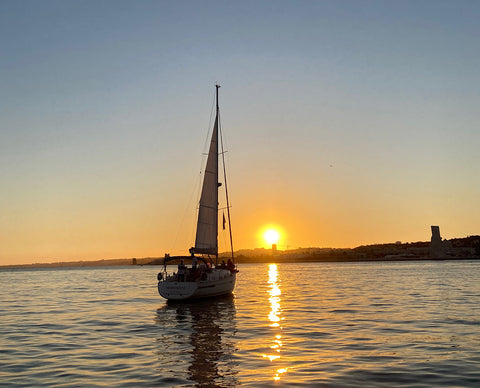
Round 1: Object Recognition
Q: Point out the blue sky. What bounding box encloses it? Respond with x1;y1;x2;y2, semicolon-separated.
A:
1;0;479;264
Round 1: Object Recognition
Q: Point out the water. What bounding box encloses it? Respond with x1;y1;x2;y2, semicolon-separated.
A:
1;261;480;387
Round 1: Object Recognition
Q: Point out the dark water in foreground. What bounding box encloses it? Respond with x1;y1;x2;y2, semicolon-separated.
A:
1;261;479;387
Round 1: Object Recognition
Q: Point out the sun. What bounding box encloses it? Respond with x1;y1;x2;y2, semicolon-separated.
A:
264;229;280;245
259;225;285;249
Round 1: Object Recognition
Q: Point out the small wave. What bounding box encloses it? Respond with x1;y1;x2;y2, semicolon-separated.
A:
329;309;358;314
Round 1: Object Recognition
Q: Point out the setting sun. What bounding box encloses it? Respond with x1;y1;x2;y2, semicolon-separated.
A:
264;229;280;245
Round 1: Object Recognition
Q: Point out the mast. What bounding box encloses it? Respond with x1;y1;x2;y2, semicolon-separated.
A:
218;85;235;262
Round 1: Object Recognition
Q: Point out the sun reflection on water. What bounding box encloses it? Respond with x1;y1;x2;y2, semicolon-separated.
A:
261;264;288;381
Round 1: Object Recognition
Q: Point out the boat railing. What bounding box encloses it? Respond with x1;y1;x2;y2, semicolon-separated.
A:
157;264;235;283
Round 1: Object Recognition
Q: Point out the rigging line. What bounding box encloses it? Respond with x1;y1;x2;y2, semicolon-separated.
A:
221;145;233;202
216;103;233;201
221;223;228;257
218;92;235;262
199;89;217;172
169;169;202;254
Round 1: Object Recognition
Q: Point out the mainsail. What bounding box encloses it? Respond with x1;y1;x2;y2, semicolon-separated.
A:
192;109;219;255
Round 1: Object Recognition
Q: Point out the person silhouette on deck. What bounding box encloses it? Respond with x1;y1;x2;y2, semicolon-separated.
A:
178;260;186;282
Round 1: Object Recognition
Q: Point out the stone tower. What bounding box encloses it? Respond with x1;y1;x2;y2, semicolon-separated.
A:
430;226;445;258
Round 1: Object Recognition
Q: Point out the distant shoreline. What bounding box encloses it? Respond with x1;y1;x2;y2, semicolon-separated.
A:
2;254;479;270
3;236;479;269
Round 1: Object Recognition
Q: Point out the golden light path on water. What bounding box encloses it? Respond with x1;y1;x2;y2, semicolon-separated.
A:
262;264;288;381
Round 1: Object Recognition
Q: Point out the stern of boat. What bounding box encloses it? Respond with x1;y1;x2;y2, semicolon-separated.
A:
158;280;198;301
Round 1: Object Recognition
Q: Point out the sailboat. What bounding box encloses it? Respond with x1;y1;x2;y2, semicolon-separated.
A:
157;85;238;301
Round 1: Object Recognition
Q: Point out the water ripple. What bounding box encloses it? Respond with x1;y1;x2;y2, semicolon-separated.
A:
1;262;480;386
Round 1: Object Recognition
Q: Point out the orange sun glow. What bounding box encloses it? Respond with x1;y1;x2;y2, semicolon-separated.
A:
264;229;280;245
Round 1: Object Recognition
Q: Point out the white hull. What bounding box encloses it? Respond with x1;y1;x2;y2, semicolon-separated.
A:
158;269;236;301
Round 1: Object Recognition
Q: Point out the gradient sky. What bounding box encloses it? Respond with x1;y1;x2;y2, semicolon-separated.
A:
1;0;479;265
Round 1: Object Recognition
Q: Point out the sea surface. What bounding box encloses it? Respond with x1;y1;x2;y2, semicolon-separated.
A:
1;261;480;387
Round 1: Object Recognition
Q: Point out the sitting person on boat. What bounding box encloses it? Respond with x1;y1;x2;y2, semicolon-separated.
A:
227;258;236;272
219;260;227;269
177;260;186;282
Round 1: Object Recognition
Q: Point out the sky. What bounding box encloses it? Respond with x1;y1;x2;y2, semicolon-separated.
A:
1;0;480;265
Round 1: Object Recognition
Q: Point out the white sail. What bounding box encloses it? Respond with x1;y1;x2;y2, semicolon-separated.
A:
192;115;219;255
